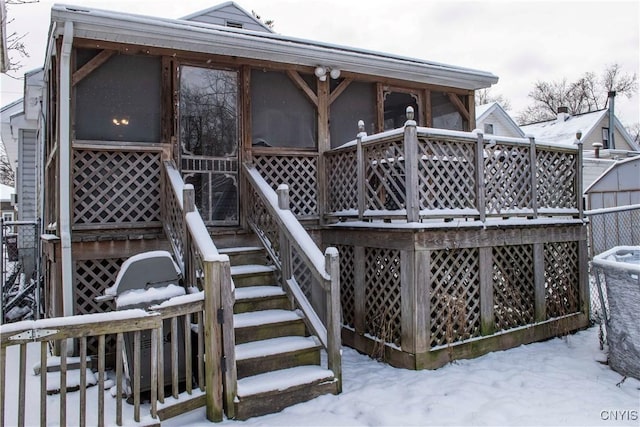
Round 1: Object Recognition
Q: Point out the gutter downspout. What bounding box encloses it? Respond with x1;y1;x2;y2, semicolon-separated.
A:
60;21;74;322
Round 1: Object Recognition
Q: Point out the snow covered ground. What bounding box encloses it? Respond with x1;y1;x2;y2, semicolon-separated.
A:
6;326;637;426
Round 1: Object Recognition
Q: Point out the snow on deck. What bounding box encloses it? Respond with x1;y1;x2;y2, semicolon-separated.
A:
231;264;277;276
233;309;302;328
235;336;320;361
237;365;334;397
235;286;286;300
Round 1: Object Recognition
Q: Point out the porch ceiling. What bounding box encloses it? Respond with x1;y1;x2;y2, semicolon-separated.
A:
49;4;498;90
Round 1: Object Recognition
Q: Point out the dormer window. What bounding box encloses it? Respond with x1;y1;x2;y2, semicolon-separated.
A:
484;123;494;134
602;127;609;149
226;21;243;29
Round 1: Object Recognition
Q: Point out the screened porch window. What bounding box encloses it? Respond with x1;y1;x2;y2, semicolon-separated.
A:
384;91;419;131
74;50;162;142
251;70;317;149
330;81;376;148
431;92;465;131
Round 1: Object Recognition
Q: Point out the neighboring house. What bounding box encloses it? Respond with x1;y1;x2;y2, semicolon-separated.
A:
520;98;639;190
29;1;589;421
0;182;15;223
0;68;44;222
475;102;524;138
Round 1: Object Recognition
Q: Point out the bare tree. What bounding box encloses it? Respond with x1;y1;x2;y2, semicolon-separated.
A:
0;143;15;186
626;123;640;146
475;88;512;111
1;0;39;75
516;63;638;125
252;10;274;29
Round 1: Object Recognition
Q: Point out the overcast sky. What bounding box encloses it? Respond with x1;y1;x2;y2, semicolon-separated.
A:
2;0;638;126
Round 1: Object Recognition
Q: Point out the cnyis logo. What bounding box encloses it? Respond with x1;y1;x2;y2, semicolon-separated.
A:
600;410;639;421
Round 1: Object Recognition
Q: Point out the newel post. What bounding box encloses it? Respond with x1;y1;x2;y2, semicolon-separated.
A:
528;135;539;218
403;107;419;222
356;120;366;221
475;131;486;222
277;184;293;282
325;247;342;393
183;185;196;286
203;258;224;422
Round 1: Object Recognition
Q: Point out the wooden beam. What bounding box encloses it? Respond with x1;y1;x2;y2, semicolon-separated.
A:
72;50;115;86
286;70;318;107
447;92;471;123
328;78;353;106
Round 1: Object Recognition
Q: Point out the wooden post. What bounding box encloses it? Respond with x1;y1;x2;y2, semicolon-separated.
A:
203;260;223;422
479;247;495;335
414;250;430;358
278;185;293;286
533;243;546;321
277;184;290;210
475;132;486;222
354;246;366;334
356;121;366;221
219;260;237;419
575;137;584;220
529;136;538;218
183;185;195;286
317;77;330;225
404;107;420;222
325;247;342;393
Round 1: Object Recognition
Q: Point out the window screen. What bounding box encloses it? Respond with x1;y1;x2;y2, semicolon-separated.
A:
330;81;376;148
75;50;162;142
251;70;317;149
384;91;419;130
432;92;464;131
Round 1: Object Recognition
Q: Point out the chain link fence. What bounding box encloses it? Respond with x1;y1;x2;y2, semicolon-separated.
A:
1;220;42;323
585;204;640;322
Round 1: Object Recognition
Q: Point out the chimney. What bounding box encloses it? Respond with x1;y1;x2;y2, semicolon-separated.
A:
557;106;569;122
608;91;616;149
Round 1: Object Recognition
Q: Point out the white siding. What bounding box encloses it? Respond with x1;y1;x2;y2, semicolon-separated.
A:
187;4;270;32
18;129;37;221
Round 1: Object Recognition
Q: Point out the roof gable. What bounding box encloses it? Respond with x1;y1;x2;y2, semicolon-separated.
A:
181;2;273;33
475;102;524;138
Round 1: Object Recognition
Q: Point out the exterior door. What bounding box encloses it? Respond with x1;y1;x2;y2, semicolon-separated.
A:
179;66;239;225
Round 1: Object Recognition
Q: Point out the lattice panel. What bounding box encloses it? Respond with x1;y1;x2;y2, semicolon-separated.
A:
492;245;535;331
429;248;481;347
246;185;281;263
75;258;122;355
363;139;406;211
484;144;532;214
536;150;577;210
325;150;358;213
336;245;355;328
544;241;580;318
73;150;161;225
162;171;184;267
254;154;318;217
364;248;402;347
417;137;477;210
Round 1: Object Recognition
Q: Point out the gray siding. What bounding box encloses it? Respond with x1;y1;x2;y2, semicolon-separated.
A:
18;129;37;221
187;4;270;33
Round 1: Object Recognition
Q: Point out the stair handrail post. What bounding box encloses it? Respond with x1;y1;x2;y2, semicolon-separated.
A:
203;257;224;422
325;247;342;393
183;184;196;287
403;107;420;222
356;120;366;221
277;184;293;283
528;135;539;218
475;131;486;222
575;133;584;220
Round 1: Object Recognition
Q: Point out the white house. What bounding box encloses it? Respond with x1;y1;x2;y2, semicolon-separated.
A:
475;102;524;138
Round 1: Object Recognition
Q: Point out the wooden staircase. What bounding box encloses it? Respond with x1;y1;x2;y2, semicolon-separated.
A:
220;246;339;420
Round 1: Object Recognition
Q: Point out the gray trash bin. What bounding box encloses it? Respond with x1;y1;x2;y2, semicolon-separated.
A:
106;250;187;396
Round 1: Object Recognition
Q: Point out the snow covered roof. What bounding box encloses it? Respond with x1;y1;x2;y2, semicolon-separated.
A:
0;183;15;202
181;1;273;33
48;4;498;90
585;156;640;194
521;109;608;145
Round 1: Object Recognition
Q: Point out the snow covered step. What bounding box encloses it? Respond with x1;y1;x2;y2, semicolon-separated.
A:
236;336;322;379
234;285;290;314
234;366;338;420
230;264;277;287
218;246;266;265
234;309;306;344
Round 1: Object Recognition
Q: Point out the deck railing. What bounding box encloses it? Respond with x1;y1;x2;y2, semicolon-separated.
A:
243;163;342;391
161;160;236;420
325;109;582;222
0;298;207;427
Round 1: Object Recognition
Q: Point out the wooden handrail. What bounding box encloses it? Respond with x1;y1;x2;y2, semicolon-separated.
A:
243;163;342;389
